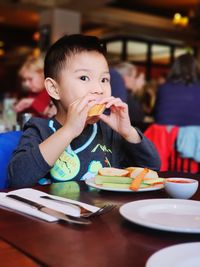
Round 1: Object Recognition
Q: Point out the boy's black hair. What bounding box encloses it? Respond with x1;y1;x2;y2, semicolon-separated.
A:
44;34;107;82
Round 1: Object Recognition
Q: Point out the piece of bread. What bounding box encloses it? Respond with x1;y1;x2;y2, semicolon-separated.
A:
98;167;130;177
126;167;158;179
88;104;105;117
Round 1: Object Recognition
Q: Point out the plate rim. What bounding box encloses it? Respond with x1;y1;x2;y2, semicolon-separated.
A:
85;177;164;192
119;198;200;233
146;242;200;267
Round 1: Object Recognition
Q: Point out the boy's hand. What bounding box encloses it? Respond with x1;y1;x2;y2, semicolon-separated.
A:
99;97;141;143
63;94;98;139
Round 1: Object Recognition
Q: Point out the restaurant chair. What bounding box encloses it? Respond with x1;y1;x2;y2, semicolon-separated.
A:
144;124;200;173
168;141;200;173
0;130;22;189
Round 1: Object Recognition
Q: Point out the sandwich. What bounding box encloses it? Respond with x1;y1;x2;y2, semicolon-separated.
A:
88;104;106;117
95;167;164;191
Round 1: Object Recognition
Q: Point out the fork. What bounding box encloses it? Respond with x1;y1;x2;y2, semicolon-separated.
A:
81;204;116;218
40;195;115;218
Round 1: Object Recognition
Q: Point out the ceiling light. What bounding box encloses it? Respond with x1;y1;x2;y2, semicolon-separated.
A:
173;13;189;27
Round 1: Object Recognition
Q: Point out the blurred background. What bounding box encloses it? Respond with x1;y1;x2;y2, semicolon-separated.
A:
0;0;200;113
0;0;200;177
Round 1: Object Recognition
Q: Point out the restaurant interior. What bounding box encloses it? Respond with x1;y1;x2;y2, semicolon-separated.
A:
0;0;200;94
0;1;200;267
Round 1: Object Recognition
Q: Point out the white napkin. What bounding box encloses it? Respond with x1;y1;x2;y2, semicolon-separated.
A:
0;188;99;222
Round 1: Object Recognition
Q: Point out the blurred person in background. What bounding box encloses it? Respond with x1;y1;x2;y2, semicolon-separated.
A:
114;62;145;127
13;55;56;118
154;53;200;126
141;80;158;122
109;68;127;102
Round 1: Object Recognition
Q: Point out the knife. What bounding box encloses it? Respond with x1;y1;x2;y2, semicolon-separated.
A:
6;194;91;225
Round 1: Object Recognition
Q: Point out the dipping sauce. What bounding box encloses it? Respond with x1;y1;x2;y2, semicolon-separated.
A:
166;179;194;184
165;177;199;199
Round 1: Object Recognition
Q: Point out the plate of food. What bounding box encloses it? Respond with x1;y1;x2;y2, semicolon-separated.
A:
85;167;164;192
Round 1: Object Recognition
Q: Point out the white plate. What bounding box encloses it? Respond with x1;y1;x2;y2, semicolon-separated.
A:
119;199;200;233
85;177;164;192
146;242;200;267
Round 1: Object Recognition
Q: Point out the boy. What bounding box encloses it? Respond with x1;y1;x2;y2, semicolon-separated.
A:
8;34;160;188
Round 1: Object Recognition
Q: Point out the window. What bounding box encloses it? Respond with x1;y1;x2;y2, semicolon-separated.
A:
152;44;170;64
106;41;122;63
104;36;196;80
174;47;194;58
127;41;147;62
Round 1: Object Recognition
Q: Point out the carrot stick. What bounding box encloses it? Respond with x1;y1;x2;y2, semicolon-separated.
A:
130;168;149;191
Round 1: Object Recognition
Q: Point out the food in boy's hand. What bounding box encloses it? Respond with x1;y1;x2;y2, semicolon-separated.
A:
95;167;164;191
88;104;105;117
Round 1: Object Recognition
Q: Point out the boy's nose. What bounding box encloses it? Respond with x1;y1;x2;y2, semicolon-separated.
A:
90;83;104;95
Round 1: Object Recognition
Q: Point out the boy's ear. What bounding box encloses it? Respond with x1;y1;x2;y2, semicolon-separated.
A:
45;78;60;100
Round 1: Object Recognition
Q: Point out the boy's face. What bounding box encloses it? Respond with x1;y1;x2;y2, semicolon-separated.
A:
56;51;111;108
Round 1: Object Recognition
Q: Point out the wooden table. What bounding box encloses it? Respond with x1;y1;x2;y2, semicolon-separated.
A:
0;239;40;267
0;172;200;267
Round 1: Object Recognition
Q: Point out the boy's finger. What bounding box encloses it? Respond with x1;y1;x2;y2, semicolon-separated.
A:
71;95;97;112
98;96;115;105
71;93;97;106
99;113;110;124
105;98;126;109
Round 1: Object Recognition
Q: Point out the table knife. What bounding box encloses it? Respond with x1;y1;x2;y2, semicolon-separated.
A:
6;194;91;225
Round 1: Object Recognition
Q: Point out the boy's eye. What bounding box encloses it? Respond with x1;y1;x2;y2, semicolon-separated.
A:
80;76;89;81
101;77;110;83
